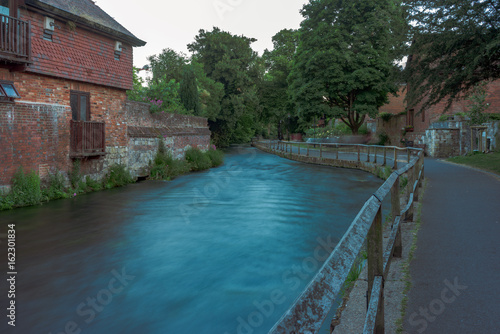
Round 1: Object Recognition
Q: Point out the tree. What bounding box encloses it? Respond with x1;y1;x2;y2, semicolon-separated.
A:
188;27;261;146
289;0;406;134
180;65;201;114
127;67;146;102
190;61;225;121
467;81;491;125
148;48;188;84
405;0;500;111
260;29;300;137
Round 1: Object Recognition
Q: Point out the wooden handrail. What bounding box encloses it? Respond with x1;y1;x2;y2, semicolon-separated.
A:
255;140;425;334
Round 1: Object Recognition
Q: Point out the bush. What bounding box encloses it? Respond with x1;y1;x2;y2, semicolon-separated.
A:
377;132;390;146
84;176;103;192
379;112;393;122
103;164;134;189
69;159;82;188
42;171;69;201
358;123;369;135
206;145;224;167
185;147;212;171
150;139;191;180
10;167;43;207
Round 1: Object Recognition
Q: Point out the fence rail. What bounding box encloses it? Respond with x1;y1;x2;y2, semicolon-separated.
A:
70;120;106;158
0;14;31;62
253;140;424;334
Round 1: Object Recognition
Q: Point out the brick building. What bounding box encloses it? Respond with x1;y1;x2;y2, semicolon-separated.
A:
375;77;500;156
0;0;211;192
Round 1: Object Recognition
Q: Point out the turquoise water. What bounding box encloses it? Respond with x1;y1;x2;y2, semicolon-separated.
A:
0;146;383;334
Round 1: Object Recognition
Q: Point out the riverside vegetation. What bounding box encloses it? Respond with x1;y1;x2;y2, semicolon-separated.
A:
0;143;224;211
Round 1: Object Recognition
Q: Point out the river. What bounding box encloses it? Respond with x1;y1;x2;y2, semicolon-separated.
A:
0;146;384;334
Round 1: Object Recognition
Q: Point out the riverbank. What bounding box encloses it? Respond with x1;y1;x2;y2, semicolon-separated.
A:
0;146;224;211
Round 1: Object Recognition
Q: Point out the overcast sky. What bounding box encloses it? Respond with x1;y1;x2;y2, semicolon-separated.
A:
95;0;309;69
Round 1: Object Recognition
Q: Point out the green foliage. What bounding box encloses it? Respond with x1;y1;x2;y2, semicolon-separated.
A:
304;123;352;138
69;159;82;188
358;123;369;135
379;112;393;122
188;27;261;146
126;67;146;102
103;165;134;189
489;114;500;121
42;171;69;201
400;175;409;191
191;61;224;120
206;145;224;167
148;48;188;84
185;147;213;171
405;0;500;112
5;167;43;208
375;165;393;180
378;132;390;146
289;0;405;134
84;176;103;192
260;29;300;135
149;138;190;180
180;65;202;114
438;114;450;122
448;152;500;175
467;81;490;125
145;78;188;114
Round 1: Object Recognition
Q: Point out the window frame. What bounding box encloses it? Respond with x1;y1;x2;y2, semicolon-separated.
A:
0;80;21;102
70;90;91;121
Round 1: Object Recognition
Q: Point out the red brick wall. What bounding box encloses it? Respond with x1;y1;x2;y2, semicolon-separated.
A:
0;102;71;185
20;8;134;90
380;86;407;115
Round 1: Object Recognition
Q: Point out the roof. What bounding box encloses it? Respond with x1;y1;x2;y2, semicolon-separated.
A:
26;0;146;46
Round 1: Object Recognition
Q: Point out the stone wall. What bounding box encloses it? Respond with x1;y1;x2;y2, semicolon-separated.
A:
424;121;499;158
125;101;211;177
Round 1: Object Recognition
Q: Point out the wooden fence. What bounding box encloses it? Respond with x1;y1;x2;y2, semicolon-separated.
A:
253;140;424;334
70;120;106;158
0;14;31;62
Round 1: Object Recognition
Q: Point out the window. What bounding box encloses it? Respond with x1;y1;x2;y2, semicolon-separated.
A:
421;109;425;122
70;91;90;121
407;109;414;127
0;81;21;102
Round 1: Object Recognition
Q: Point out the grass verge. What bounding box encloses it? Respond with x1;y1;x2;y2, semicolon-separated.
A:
447;152;500;175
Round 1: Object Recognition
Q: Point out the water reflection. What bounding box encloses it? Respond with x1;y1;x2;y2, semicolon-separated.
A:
0;146;383;334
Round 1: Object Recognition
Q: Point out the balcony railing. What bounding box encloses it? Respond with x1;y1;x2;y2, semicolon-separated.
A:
70;120;106;158
0;14;31;63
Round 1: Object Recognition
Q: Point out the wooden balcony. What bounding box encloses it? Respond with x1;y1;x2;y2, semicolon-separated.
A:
0;14;31;64
70;120;106;158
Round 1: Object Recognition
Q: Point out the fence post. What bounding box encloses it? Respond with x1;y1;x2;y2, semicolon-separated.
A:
391;176;402;258
407;148;410;163
358;146;361;162
307;145;309;157
320;143;323;158
367;146;370;162
383;147;387;166
367;206;384;334
298;144;301;156
374;146;378;164
336;144;339;160
394;148;398;169
405;167;414;222
368;206;384;290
